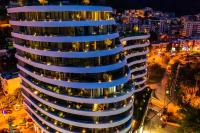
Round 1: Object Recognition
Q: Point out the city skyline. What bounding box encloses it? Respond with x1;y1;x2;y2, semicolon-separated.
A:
108;0;200;16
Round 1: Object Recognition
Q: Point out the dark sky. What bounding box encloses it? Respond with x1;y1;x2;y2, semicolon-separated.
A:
108;0;200;16
0;0;200;16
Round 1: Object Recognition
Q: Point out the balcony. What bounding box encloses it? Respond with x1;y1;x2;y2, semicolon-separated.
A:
18;62;128;83
25;104;132;133
22;86;133;113
24;98;132;126
14;38;120;52
120;31;148;38
22;76;134;100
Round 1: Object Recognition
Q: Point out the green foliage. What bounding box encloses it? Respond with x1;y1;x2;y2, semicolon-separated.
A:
179;64;199;88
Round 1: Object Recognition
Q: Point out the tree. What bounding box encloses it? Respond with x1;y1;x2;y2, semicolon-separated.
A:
18;0;26;6
38;0;48;5
177;107;200;133
82;0;90;4
149;31;158;43
166;43;172;52
194;72;200;89
0;88;22;109
148;63;166;83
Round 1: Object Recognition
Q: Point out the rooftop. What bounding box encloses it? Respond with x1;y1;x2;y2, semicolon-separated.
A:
0;71;19;80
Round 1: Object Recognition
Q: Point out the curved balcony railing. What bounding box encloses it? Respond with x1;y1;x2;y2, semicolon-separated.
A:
22;80;134;104
16;54;126;74
120;34;150;41
123;43;149;51
24;99;132;128
128;58;147;67
14;44;123;58
18;65;131;89
131;65;147;73
20;74;134;100
9;20;116;27
132;72;147;80
22;90;133;117
126;49;149;59
11;32;119;43
25;106;132;133
8;5;113;12
135;78;147;86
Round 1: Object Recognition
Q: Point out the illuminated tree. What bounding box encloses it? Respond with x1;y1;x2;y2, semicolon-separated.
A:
82;0;90;4
18;0;26;6
38;0;48;5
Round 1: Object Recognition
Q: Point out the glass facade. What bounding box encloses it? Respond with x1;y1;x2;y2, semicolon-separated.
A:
129;62;146;70
125;47;148;55
10;11;113;21
17;49;124;67
12;25;117;36
122;38;149;47
22;79;134;99
25;107;132;133
19;61;128;82
127;55;147;64
14;38;120;52
9;3;134;133
22;87;133;113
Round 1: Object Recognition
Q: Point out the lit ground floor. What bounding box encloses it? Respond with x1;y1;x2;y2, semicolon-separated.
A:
0;107;34;133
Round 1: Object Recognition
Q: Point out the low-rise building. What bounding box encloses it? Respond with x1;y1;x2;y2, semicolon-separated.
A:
181;14;200;37
0;72;21;95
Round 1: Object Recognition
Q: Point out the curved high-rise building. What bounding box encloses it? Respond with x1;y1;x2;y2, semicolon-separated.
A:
121;35;149;92
8;1;134;133
120;34;150;130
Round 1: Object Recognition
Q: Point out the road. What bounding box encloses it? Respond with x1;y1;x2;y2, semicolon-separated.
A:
145;73;180;133
148;72;180;117
145;48;199;133
144;111;178;133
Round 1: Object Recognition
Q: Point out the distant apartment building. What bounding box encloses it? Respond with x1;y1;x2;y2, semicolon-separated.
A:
149;19;168;33
182;21;200;37
0;72;21;95
181;14;200;37
118;8;173;34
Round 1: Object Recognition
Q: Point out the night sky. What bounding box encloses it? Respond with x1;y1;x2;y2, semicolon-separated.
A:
0;0;200;17
108;0;200;16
